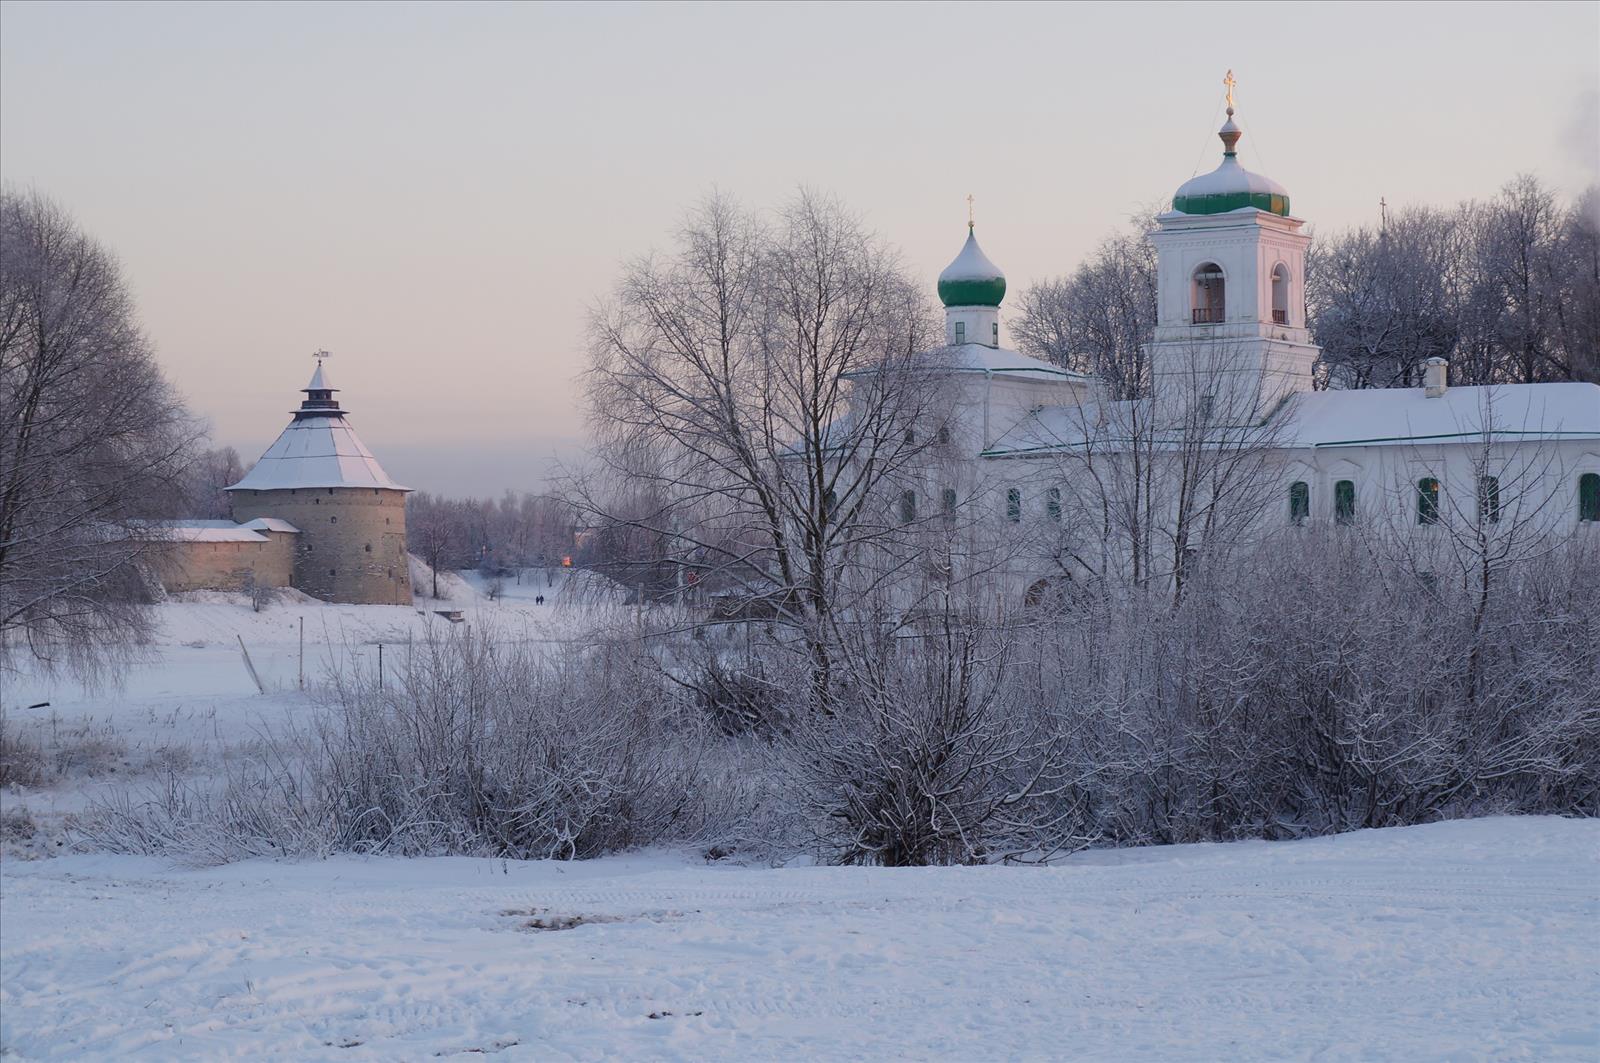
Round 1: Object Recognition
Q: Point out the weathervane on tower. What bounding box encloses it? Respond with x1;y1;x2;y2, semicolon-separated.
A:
313;348;331;367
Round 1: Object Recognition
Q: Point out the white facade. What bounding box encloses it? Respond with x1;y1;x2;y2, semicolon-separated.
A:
894;107;1600;603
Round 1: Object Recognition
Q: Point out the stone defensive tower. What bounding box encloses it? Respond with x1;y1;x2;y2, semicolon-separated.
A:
226;357;412;605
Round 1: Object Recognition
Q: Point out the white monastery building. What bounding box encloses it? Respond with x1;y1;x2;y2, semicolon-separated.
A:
904;86;1600;598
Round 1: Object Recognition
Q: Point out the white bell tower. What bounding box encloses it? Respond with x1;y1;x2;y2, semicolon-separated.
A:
1145;74;1320;421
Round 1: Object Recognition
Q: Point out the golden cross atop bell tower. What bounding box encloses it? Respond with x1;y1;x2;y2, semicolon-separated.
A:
1223;69;1237;111
966;193;975;231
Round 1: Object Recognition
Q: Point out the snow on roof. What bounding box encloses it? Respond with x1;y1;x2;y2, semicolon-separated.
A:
939;230;1004;282
130;520;270;543
305;362;336;392
929;344;1091;380
842;345;1090;381
984;383;1600;457
240;517;301;534
227;417;409;492
1173;153;1288;201
1281;382;1600;448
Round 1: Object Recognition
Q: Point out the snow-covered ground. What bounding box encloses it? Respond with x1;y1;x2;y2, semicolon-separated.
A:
3;592;1597;1060
0;818;1594;1061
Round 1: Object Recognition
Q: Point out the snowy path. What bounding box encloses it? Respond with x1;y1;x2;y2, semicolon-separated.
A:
2;817;1595;1061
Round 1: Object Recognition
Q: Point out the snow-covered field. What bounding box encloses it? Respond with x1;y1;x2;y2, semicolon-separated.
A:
3;591;1598;1061
1;819;1594;1061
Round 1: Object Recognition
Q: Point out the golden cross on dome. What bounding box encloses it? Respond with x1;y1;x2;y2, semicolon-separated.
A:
1223;70;1237;111
967;193;975;230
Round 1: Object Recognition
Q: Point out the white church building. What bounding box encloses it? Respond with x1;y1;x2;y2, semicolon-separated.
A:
907;91;1600;598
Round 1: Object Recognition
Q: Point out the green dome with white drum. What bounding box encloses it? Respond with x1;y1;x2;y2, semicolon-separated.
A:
937;227;1007;308
1172;99;1290;218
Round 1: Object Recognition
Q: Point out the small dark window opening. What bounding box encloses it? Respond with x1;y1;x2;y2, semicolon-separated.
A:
1335;480;1356;525
942;487;957;521
1289;481;1309;525
1478;476;1500;524
937;424;951;445
1417;477;1441;525
364;543;372;553
1006;488;1022;524
904;428;915;445
328;568;336;577
330;515;337;524
1580;473;1600;522
899;490;917;524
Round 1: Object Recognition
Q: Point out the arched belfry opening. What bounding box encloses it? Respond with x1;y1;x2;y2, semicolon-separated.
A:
1271;263;1290;325
1191;263;1225;324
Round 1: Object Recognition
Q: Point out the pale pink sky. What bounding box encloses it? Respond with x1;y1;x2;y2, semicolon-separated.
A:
3;1;1596;495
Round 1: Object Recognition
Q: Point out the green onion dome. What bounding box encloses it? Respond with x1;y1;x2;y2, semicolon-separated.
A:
1172;111;1290;217
937;227;1006;308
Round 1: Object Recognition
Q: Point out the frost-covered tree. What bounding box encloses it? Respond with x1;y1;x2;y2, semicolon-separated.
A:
581;190;942;710
0;190;197;679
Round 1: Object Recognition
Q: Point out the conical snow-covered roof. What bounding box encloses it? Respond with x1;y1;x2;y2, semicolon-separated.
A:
226;365;408;492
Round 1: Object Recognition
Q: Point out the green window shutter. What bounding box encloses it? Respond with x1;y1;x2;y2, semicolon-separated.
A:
1580;473;1600;522
1289;481;1309;525
1334;479;1356;524
1478;476;1500;524
1417;477;1440;525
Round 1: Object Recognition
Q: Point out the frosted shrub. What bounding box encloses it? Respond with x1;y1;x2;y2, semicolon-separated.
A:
318;625;710;859
778;615;1066;866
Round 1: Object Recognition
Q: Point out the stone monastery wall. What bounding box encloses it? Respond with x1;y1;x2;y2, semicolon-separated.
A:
155;533;296;594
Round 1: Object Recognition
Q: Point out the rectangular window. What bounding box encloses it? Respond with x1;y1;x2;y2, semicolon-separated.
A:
1006;488;1021;524
942;487;957;521
1289;481;1309;525
1417;477;1441;526
1580;473;1600;522
1334;479;1356;525
1478;476;1500;524
1046;487;1062;523
899;490;917;524
954;321;966;344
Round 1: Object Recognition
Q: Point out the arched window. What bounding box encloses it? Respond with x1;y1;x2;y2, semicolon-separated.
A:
1580;473;1600;522
1288;481;1309;525
904;427;915;445
1046;487;1062;523
899;490;917;524
1271;264;1290;325
1006;488;1022;524
937;423;951;445
942;487;957;521
1192;263;1225;324
1478;476;1500;524
1417;477;1441;525
1334;479;1356;524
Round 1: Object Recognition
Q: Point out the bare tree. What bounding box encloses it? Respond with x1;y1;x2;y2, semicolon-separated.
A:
184;445;246;520
0;190;198;680
405;491;457;599
580;190;941;711
1012;215;1159;400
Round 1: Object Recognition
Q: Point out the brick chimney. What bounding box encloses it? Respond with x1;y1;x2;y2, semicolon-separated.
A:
1424;357;1449;399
